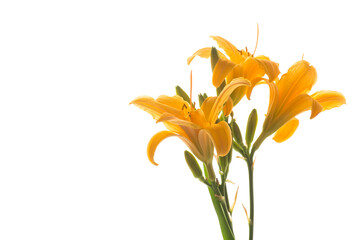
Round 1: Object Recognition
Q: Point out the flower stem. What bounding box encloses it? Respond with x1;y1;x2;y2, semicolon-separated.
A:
246;158;254;240
204;164;235;240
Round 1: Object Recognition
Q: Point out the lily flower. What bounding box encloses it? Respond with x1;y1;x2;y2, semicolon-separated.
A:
188;35;280;105
130;78;250;167
254;60;346;147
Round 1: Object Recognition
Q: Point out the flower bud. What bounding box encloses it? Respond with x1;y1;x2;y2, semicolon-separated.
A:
175;85;190;103
211;47;220;72
245;109;258;147
231;120;243;145
219;156;228;172
184;151;203;179
198;94;205;107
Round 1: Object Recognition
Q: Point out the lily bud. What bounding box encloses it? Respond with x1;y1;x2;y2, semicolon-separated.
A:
198;94;205;107
184;151;203;179
175;86;190;103
245;109;258;147
231;120;243;145
219;156;228;172
211;47;220;72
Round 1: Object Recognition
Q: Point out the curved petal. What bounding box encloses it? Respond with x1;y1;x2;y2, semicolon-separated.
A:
273;118;299;143
311;90;346;111
210;36;241;62
205;121;232;157
187;47;227;65
226;64;244;84
147;131;178;165
212;58;237;88
273;94;322;132
243;57;266;82
157;112;200;129
188;109;210;128
254;57;280;82
262;80;279;131
209;78;251;124
277;60;317;104
130;96;185;120
201;96;217;121
223;97;234;117
198;129;215;163
156;95;190;111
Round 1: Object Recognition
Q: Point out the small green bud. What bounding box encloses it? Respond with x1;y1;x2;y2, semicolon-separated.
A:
198;94;205;107
233;141;245;156
219;156;228;172
175;86;190;103
245;109;258;147
231;120;243;145
203;93;208;99
211;47;220;72
184;151;203;179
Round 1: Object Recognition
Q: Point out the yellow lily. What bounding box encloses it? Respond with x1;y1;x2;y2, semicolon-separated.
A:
256;60;346;145
130;78;250;167
188;36;280;105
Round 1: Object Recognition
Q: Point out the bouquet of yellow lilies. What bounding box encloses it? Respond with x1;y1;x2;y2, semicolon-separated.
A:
130;35;345;240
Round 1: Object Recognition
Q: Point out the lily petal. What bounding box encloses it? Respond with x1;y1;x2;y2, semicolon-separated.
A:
223;97;234;117
209;78;251;124
206;121;232;156
187;47;227;65
212;58;237;88
131;96;185;120
156;95;190;112
254;57;280;82
273;94;322;132
210;36;241;62
147;131;178;165
157;112;200;129
273;118;299;143
277;60;317;104
201;96;217;121
311;90;346;111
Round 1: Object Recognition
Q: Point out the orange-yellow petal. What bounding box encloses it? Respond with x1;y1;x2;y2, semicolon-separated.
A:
277;60;317;104
254;56;280;82
273;94;322;132
311;90;346;111
212;58;237;88
209;78;251;124
210;36;241;62
273;118;299;143
206;121;232;156
223;98;234;117
130;95;186;120
243;57;265;82
157;112;200;129
147;131;177;165
201;96;217;121
187;47;227;65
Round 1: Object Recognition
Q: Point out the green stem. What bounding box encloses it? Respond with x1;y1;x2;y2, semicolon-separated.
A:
204;164;235;240
247;159;254;240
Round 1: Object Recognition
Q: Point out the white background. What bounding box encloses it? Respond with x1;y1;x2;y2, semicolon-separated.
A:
0;0;359;239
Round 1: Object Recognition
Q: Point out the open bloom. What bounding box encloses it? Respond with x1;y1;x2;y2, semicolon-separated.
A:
259;60;346;144
130;79;250;165
188;36;280;105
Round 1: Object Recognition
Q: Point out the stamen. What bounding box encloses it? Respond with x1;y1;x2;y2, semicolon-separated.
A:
253;23;259;55
302;53;304;61
190;70;193;109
